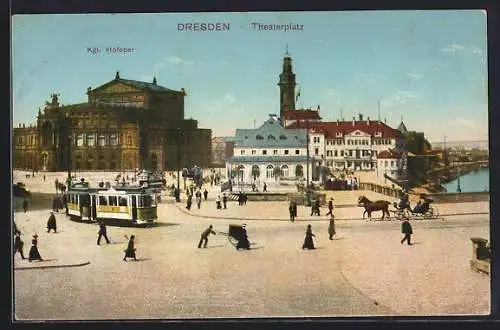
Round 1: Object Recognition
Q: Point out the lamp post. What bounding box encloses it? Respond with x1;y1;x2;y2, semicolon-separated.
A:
457;167;462;192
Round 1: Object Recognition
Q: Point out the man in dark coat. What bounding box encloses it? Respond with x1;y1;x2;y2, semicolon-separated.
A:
222;193;228;209
46;212;57;233
97;221;110;245
198;225;216;248
289;201;296;222
186;194;193;210
263;182;267;192
326;198;334;216
203;189;208;201
14;233;26;259
236;224;250;250
401;218;413;245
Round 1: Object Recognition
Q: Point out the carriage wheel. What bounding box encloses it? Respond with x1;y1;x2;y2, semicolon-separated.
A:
228;236;238;247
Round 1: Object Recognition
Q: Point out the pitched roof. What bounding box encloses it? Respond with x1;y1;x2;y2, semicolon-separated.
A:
283;109;321;120
377;149;403;159
397;121;408;133
91;76;184;94
233;117;308;148
227;155;308;163
286;119;403;139
117;78;182;93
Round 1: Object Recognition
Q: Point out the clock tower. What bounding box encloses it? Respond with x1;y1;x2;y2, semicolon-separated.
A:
278;46;296;119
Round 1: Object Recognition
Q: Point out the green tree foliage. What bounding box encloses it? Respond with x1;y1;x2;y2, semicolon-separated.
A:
404;131;432;155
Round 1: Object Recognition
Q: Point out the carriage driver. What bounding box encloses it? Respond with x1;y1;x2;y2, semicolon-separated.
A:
397;191;411;212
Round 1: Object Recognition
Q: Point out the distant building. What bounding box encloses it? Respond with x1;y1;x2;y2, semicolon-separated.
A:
376;149;407;182
13;72;212;172
226;116;315;184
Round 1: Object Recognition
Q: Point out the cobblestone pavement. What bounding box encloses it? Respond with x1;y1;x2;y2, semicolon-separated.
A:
13;197;490;320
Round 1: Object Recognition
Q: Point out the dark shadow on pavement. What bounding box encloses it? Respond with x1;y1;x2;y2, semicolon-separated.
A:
202;245;225;249
150;222;180;228
132;258;151;262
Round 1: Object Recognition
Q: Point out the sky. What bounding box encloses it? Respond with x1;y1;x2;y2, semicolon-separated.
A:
11;11;488;143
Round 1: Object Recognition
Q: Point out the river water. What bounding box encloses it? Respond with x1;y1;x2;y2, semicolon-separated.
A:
443;168;489;193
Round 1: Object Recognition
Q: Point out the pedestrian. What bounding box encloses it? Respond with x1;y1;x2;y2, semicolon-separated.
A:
203;188;208;201
401;218;413;245
123;235;138;261
289;201;295;222
186;194;193;211
222;193;227;209
28;234;43;262
292;201;298;220
198;225;217;248
326;198;334;216
310;199;320;216
328;215;336;240
14;233;26;259
263;182;267;192
46;212;57;233
236;224;250;250
302;224;316;250
196;190;202;209
22;200;28;213
216;195;222;209
97;221;110;245
43;175;46;182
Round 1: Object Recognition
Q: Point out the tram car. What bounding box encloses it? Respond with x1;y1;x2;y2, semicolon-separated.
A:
137;169;166;188
65;183;158;225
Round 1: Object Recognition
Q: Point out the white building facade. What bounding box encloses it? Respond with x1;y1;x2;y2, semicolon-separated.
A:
226;116;317;185
286;114;408;179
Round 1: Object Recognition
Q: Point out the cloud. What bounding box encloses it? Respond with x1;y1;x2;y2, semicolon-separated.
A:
407;72;423;81
140;56;194;81
442;44;483;56
382;90;420;107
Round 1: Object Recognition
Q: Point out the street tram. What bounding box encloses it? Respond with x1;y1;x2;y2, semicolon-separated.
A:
65;183;158;226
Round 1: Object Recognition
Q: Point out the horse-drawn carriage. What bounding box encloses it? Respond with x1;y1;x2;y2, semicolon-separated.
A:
217;224;251;250
358;195;440;221
391;198;439;220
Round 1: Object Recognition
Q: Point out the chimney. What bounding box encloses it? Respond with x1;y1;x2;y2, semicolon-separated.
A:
367;116;370;125
336;119;339;126
22;123;25;128
352;116;356;126
384;118;387;124
359;113;363;121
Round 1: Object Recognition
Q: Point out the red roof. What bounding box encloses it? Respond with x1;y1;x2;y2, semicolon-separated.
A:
377;149;403;159
282;109;321;120
285;119;402;139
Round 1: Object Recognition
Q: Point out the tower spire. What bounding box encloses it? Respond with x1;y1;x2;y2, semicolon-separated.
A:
278;50;296;119
285;44;290;56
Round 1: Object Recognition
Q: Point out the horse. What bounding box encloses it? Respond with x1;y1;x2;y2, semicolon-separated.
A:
358;195;391;221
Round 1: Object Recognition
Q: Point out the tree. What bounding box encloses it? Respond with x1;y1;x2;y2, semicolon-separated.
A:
404;131;431;155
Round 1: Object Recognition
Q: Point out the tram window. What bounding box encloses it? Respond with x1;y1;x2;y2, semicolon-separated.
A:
118;197;128;206
142;195;153;207
80;194;90;206
109;196;117;206
99;196;108;205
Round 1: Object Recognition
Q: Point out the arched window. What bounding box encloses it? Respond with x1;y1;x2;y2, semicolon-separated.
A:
268;135;276;140
256;135;264;140
76;134;84;147
86;133;94;146
281;165;289;177
98;134;106;146
266;164;274;178
237;165;245;181
295;164;304;178
110;134;118;146
279;135;287;140
251;164;260;180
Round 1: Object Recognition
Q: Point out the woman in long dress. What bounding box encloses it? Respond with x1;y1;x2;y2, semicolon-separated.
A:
29;234;43;262
123;235;138;261
302;224;316;250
